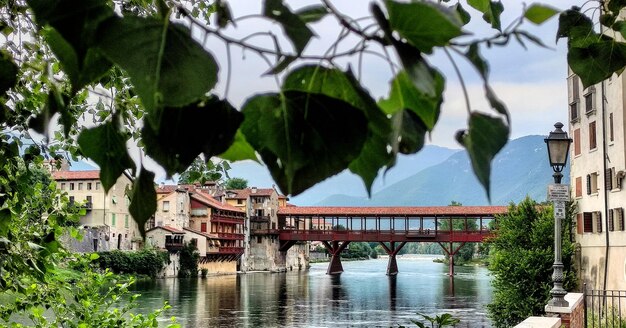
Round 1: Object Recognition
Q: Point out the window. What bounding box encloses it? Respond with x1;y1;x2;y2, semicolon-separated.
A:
78;183;83;190
111;196;117;204
86;196;92;206
595;211;603;233
125;215;129;228
237;199;243;205
587;173;598;195
95;182;100;190
584;91;594;113
201;222;207;233
61;183;66;190
87;182;92;190
570;102;579;121
111;213;116;226
70;183;75;190
573;128;581;156
572;75;579;98
257;236;262;243
69;196;75;205
606;168;614;191
609;210;615;231
163;201;170;212
609;113;614;142
583;212;593;233
589;121;597;150
616;208;625;231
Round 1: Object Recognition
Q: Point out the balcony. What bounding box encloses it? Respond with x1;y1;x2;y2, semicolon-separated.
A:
217;232;244;240
191;208;208;217
217;246;244;255
165;242;184;251
250;215;270;222
211;215;244;225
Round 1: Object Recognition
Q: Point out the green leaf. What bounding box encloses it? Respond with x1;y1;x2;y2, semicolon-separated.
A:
215;0;235;28
218;130;258;163
468;0;503;31
0;208;10;236
456;113;509;200
282;66;392;193
451;2;471;25
378;69;443;131
556;8;593;41
0;51;18;96
129;167;157;239
568;38;626;88
294;5;328;24
263;0;314;54
241;91;368;195
77;121;136;193
89;253;100;260
524;4;559;25
390;109;427;155
465;43;489;79
96;16;219;121
386;0;463;53
27;0;114;92
608;0;626;14
142;97;243;177
28;90;67;135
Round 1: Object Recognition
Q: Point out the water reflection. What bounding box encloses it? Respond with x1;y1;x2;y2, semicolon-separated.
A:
132;256;494;327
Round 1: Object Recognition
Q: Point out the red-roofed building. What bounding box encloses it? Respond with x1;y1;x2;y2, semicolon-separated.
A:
52;169;140;252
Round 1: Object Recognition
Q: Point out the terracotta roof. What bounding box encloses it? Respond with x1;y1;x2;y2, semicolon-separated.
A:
52;170;100;180
147;225;185;234
183;227;218;239
225;187;288;200
156;184;179;194
191;192;244;213
278;206;508;217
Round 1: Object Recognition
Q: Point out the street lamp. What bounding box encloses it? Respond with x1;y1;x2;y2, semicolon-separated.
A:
545;122;572;308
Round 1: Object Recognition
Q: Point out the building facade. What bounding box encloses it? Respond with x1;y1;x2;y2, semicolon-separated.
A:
568;68;626;290
52;170;141;251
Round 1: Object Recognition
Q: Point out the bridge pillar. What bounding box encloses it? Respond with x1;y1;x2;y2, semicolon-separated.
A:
379;241;406;276
322;241;350;275
438;242;466;276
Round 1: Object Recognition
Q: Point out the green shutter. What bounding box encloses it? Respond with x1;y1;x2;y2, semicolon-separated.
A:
125;215;129;228
111;213;116;226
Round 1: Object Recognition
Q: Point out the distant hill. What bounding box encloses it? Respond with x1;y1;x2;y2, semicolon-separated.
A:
316;135;569;206
228;145;459;205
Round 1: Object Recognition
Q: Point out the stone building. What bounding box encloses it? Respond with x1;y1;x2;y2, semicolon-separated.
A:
52;170;141;251
568;68;626;290
224;187;309;272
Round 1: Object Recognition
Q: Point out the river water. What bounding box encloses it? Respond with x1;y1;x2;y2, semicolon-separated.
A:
132;255;494;327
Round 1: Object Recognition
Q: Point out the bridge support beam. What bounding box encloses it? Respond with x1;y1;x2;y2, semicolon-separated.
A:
379;241;407;276
322;241;350;275
438;242;466;276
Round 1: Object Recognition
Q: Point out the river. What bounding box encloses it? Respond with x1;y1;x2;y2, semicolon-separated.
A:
132;255;494;327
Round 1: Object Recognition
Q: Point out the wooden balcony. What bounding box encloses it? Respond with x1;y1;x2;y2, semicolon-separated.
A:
165;242;184;251
217;232;244;240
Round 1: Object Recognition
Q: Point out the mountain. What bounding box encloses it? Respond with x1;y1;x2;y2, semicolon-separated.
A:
228;145;459;205
316;135;569;206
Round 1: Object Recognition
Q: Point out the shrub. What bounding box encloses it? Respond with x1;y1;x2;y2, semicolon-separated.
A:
97;248;170;278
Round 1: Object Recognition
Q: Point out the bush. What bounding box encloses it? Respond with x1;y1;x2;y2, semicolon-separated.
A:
487;198;576;327
178;242;199;278
97;248;170;278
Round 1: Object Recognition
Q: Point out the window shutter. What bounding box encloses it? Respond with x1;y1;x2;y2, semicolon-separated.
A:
597;211;603;233
587;174;592;195
584;212;593;233
606;169;613;190
620;208;625;231
577;214;583;234
609;210;614;231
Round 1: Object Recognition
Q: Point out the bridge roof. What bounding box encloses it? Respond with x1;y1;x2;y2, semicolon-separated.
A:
278;206;508;217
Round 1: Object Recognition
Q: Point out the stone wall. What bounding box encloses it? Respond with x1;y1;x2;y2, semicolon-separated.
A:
200;260;237;274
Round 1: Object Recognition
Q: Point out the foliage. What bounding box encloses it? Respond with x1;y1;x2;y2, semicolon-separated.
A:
0;0;585;234
96;248;170;278
0;149;176;327
342;242;373;259
178;156;231;185
178;242;199;278
487;198;576;328
225;177;248;190
398;312;460;328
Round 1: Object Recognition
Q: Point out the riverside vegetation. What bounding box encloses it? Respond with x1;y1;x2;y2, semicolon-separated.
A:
0;0;621;326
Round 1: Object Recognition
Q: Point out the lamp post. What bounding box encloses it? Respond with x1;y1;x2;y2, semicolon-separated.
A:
545;122;572;308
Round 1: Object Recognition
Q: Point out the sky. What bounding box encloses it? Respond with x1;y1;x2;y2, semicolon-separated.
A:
33;0;581;187
195;0;575;150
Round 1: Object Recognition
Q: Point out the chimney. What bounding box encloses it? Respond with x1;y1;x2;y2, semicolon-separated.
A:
251;187;257;194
